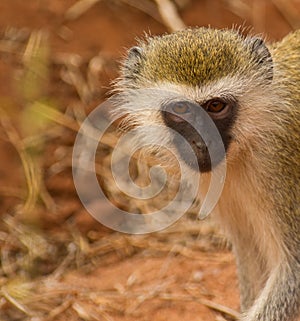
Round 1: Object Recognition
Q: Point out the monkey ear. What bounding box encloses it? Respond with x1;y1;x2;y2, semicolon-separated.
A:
123;46;144;80
246;37;273;81
127;46;143;60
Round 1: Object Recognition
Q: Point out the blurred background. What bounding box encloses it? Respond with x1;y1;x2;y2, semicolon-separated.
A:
0;1;299;321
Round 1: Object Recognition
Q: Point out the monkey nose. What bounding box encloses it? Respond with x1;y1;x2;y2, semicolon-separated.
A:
193;140;208;153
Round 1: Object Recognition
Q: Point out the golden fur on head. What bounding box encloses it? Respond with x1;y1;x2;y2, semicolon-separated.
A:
118;27;273;89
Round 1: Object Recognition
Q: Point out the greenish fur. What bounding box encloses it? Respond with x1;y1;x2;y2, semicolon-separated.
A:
117;27;300;321
124;28;268;86
269;30;300;250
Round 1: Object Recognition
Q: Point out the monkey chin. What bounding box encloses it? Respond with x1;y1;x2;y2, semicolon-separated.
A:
180;151;212;173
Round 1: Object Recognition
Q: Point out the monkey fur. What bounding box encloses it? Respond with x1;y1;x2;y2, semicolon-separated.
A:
114;27;300;321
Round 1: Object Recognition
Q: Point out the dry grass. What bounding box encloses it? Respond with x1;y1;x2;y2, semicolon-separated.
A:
0;8;230;320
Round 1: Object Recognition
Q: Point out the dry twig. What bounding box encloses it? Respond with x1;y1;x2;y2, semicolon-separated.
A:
154;0;186;31
271;0;300;29
65;0;102;21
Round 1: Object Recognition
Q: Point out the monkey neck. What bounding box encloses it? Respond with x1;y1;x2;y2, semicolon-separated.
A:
211;152;285;271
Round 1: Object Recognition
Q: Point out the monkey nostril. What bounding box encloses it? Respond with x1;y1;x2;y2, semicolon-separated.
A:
193;140;208;152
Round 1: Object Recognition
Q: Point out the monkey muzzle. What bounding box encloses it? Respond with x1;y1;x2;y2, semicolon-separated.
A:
161;100;225;173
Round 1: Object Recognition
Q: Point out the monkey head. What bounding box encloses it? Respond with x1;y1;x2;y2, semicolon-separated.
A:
113;27;275;174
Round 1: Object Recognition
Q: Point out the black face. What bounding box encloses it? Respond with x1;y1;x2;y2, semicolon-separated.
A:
161;98;237;172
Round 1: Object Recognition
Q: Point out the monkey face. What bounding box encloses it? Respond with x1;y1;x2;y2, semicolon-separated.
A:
115;27;274;174
161;98;236;172
111;88;234;174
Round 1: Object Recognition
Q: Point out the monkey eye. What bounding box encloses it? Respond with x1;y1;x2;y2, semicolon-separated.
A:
162;100;195;123
204;99;227;113
171;102;191;114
